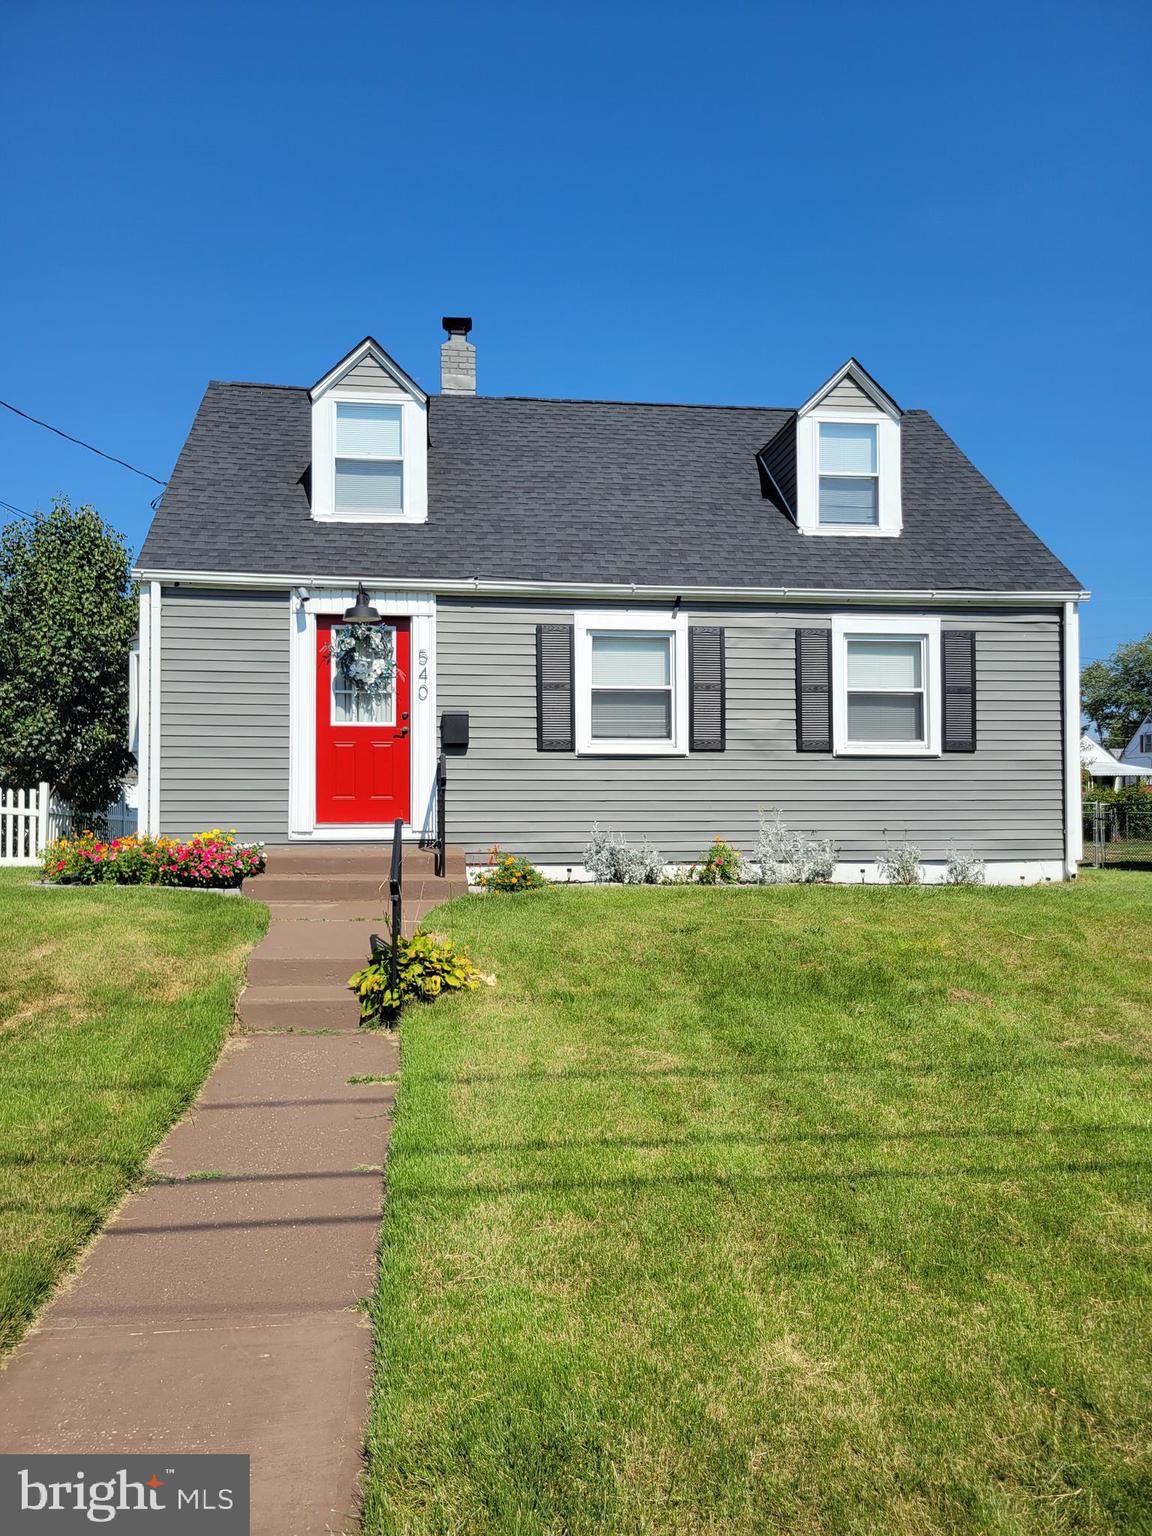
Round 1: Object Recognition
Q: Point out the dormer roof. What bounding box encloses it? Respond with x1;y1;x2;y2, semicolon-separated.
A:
797;358;901;419
310;336;427;405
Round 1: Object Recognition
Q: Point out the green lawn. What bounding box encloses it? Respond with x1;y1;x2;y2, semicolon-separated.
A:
364;873;1152;1536
0;872;266;1351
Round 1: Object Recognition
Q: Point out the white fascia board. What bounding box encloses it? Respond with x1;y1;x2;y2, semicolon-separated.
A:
132;569;1091;606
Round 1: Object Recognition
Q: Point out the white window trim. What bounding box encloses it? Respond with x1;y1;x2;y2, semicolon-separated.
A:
311;386;428;526
796;406;902;538
574;609;689;756
831;614;941;756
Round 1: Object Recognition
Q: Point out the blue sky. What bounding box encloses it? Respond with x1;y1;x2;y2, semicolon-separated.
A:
2;0;1148;661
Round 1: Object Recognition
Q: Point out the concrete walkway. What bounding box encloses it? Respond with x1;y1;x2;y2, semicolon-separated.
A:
0;847;465;1534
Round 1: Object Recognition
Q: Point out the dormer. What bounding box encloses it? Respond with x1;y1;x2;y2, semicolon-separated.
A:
761;359;903;538
309;337;428;524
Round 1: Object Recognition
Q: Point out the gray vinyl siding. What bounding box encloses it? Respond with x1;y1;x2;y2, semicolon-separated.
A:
823;377;876;409
341;356;405;393
159;587;291;840
438;599;1065;865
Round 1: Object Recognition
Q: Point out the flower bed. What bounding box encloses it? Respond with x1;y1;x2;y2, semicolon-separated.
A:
41;829;266;889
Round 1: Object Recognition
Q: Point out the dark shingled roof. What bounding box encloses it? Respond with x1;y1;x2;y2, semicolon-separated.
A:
138;384;1081;592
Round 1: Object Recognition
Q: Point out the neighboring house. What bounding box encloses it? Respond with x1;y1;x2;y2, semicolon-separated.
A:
132;322;1087;883
1120;719;1152;771
1081;733;1152;790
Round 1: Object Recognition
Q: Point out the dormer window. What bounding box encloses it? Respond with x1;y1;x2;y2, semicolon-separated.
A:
335;403;403;515
818;422;878;526
310;337;428;524
779;359;903;539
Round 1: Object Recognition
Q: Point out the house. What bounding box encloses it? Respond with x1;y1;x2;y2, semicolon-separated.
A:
1081;733;1152;790
132;321;1087;883
1120;719;1152;771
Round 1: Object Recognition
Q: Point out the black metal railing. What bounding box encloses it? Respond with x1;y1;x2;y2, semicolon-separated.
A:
434;753;447;877
388;816;403;996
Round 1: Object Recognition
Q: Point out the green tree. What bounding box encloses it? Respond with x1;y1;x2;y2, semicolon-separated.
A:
1081;632;1152;752
0;497;137;812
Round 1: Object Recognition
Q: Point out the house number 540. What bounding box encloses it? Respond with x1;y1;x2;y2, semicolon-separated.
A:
417;649;429;702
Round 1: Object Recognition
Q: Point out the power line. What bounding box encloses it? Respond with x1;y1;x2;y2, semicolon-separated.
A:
0;398;168;487
0;496;35;521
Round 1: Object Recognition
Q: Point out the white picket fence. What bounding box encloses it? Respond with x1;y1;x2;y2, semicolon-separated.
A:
0;784;138;866
0;782;53;866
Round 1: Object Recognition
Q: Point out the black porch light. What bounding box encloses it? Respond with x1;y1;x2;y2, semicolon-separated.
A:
343;583;382;625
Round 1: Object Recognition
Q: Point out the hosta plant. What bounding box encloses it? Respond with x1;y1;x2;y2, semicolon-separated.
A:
348;930;489;1027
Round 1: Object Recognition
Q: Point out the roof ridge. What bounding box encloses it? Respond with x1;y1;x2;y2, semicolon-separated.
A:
433;394;794;411
205;382;936;415
210;380;310;392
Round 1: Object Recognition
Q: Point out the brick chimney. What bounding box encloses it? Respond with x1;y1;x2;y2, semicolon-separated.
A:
440;316;476;395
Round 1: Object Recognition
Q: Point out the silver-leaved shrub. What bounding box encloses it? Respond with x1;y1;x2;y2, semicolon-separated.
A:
749;809;836;885
584;824;664;884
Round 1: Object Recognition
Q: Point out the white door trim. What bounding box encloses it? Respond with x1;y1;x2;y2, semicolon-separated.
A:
288;588;437;841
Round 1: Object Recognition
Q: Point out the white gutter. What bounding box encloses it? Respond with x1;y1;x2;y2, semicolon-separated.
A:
132;568;1091;607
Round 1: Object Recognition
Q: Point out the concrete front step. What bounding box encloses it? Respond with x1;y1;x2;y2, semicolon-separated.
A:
248;922;379;987
245;874;467;903
260;846;466;879
245;875;388;904
237;982;363;1032
262;900;386;923
246;874;468;906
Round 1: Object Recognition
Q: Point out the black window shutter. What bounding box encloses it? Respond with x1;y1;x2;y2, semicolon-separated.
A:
942;630;977;753
536;623;574;751
795;628;832;752
689;626;725;751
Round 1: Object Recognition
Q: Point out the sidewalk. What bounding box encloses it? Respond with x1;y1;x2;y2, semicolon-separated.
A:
0;924;396;1533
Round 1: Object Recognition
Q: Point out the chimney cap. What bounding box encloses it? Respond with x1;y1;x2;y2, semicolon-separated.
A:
442;316;473;337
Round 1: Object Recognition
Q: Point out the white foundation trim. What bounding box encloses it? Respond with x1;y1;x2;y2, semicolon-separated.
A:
505;859;1069;887
288;588;437;842
1063;600;1083;874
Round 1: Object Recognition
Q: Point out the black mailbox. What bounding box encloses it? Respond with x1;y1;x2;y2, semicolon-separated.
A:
441;711;470;749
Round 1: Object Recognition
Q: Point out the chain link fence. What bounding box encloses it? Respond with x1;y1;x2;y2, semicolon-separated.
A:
1086;800;1152;870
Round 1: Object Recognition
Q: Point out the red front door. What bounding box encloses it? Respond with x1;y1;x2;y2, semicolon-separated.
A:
316;617;411;825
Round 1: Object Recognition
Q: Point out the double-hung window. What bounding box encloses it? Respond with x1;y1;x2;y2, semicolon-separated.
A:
819;422;878;526
575;612;688;754
831;616;941;755
334;402;403;516
1140;731;1152;754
